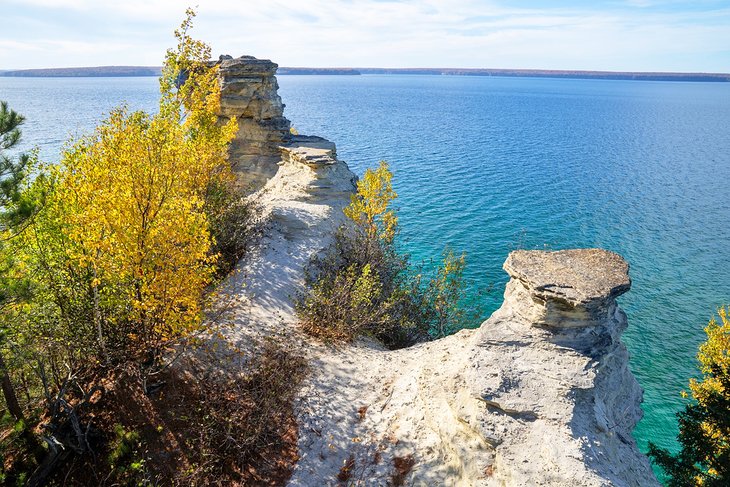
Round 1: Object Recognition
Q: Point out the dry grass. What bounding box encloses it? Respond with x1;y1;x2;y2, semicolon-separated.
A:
2;341;306;486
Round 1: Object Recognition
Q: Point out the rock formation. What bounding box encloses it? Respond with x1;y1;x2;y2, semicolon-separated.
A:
216;55;292;190
288;249;659;486
218;55;659;486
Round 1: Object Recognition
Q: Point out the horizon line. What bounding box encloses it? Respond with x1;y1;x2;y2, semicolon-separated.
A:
1;65;730;76
1;65;729;82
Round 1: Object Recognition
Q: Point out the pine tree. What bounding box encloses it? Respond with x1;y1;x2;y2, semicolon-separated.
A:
0;101;34;225
649;307;730;486
0;101;35;421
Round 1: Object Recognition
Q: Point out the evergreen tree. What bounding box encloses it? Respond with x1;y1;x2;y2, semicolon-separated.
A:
649;307;730;486
0;101;34;225
0;101;35;421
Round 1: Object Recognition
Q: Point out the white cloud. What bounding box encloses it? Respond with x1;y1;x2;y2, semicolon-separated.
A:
0;0;728;71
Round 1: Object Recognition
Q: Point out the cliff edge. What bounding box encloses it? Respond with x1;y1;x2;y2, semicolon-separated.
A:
217;55;659;486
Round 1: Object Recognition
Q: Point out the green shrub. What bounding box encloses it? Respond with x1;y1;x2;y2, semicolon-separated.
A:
108;423;141;467
205;179;261;279
648;306;730;486
297;161;471;348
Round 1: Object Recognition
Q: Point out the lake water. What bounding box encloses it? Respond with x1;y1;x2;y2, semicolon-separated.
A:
2;75;730;467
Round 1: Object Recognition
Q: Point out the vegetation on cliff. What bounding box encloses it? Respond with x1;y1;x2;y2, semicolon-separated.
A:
0;10;303;486
649;306;730;486
297;161;470;348
0;100;44;478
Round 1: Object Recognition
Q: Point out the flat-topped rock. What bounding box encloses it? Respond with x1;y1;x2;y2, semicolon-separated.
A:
217;54;279;76
502;249;631;328
504;249;631;305
280;136;338;166
215;54;291;190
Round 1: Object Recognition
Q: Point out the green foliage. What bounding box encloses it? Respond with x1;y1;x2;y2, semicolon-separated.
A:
297;161;471;348
106;424;151;485
0;100;37;226
204;179;260;278
0;411;39;485
0;10;258;485
108;423;142;467
426;248;468;337
649;307;730;486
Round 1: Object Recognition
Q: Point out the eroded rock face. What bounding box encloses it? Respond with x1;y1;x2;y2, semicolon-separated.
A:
289;249;659;486
502;248;631;328
216;55;292;190
473;249;656;485
216;55;658;485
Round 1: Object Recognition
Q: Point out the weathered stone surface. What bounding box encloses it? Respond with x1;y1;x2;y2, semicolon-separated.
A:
281;135;338;167
468;249;656;485
504;248;631;307
286;249;659;486
215;55;291;190
217;54;658;486
503;248;632;328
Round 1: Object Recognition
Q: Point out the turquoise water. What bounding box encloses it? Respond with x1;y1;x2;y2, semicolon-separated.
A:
2;75;730;465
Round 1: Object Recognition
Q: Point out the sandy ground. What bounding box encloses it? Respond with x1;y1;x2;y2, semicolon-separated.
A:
215;149;659;486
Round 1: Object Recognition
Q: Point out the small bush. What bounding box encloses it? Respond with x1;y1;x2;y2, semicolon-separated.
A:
164;340;307;485
108;423;141;467
205;179;261;278
297;161;470;348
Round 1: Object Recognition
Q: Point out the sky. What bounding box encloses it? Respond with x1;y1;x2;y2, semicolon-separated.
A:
0;0;729;72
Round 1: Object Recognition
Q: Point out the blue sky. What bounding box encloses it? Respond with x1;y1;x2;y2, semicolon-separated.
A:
1;0;729;72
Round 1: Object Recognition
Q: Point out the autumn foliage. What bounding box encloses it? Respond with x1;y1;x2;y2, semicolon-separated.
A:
0;10;297;486
13;10;237;363
297;161;470;348
649;307;730;486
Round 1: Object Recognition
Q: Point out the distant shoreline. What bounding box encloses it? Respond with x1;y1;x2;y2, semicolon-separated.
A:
1;65;728;82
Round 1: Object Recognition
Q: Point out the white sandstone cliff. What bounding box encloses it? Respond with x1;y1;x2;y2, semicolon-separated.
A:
218;56;660;487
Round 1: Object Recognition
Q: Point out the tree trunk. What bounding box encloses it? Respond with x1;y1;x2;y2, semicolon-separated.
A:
92;266;107;363
0;351;24;421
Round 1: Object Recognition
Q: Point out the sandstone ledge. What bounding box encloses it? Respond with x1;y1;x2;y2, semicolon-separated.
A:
504;249;631;308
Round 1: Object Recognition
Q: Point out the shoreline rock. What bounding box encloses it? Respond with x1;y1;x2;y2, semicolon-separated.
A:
216;55;292;191
216;55;659;486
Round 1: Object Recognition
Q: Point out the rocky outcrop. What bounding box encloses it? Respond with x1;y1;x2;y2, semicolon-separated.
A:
218;55;658;486
473;249;656;485
216;56;357;352
289;249;658;486
216;55;292;190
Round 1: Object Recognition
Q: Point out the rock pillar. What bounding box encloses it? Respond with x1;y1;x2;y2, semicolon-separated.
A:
216;55;291;190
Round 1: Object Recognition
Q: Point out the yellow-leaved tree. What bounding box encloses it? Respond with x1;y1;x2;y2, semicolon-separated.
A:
344;161;398;243
298;161;471;347
649;307;730;485
16;8;237;362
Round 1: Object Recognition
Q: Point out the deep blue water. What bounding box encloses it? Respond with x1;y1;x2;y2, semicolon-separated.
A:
2;75;730;467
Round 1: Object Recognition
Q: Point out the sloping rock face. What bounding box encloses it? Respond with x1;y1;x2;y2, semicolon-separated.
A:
216;57;357;351
474;249;657;485
217;55;658;486
289;249;659;486
216;55;292;190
